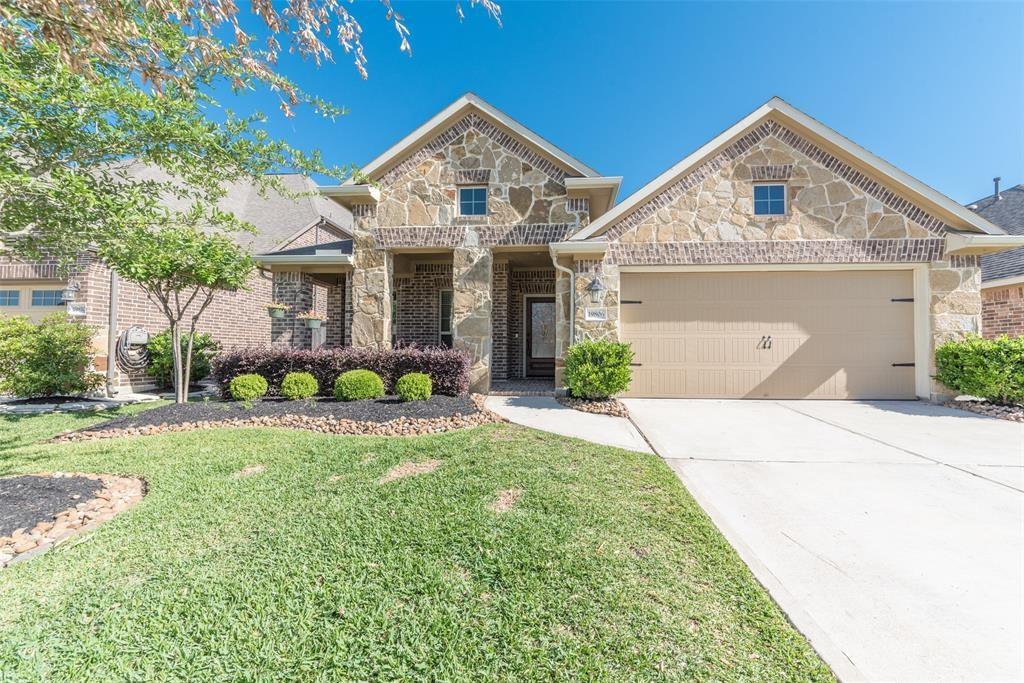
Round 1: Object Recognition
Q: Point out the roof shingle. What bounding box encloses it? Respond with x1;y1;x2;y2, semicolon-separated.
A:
968;183;1024;281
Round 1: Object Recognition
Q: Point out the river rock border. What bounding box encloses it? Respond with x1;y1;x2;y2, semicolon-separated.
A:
55;394;504;442
556;396;630;418
944;399;1024;423
0;473;145;568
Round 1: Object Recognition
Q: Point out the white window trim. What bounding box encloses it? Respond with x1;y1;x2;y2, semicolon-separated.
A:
457;186;488;217
30;288;65;307
752;181;788;217
0;289;21;307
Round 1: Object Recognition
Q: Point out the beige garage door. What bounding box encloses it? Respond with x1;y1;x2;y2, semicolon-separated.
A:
621;270;915;399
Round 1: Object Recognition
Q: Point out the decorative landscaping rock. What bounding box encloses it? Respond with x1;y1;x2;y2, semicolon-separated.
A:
944;399;1024;422
0;473;145;568
556;396;630;418
56;395;503;442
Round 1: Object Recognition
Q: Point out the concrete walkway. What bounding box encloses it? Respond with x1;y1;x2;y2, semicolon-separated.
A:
484;396;652;453
626;398;1024;683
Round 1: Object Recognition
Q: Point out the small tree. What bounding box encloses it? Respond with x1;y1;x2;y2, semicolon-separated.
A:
102;225;253;403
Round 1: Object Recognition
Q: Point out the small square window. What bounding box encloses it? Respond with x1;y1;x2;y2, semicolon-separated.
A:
0;290;19;307
459;187;487;216
31;290;64;307
753;184;786;216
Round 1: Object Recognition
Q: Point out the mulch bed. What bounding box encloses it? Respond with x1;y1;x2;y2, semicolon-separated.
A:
556;396;630;418
2;396;109;407
56;394;502;442
1;473;145;568
944;399;1024;423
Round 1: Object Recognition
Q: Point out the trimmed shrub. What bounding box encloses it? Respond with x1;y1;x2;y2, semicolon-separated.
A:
564;340;634;399
212;346;470;398
145;329;220;388
281;371;318;400
0;313;103;398
935;334;1024;405
334;369;385;401
229;373;268;401
396;372;432;401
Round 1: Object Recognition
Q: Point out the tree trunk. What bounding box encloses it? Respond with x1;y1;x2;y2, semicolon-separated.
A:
170;321;185;404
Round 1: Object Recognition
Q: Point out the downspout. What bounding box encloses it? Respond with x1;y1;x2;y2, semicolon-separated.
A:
105;269;119;397
549;248;575;346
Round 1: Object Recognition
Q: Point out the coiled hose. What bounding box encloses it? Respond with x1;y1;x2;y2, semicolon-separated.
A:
115;327;150;372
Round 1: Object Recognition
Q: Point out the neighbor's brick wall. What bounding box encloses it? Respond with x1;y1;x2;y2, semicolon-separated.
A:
394;262;451;347
982;284;1024;338
277;221;350;251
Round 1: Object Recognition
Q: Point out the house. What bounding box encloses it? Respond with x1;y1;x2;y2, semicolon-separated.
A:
256;93;1024;400
967;180;1024;337
0;172;351;389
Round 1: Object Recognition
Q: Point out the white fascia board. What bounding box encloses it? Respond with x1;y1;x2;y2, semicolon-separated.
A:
356;93;600;181
570;97;1004;241
549;240;608;256
564;176;623;193
981;274;1024;289
255;254;353;266
318;184;380;203
946;233;1024;255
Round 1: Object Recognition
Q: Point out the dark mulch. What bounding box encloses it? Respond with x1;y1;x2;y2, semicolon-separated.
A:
78;395;480;434
3;396;106;406
0;476;102;537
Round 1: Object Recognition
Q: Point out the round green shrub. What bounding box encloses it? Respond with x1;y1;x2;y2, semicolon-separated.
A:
396;372;432;401
334;369;385;401
935;334;1024;405
281;371;318;400
564;340;634;399
229;373;268;401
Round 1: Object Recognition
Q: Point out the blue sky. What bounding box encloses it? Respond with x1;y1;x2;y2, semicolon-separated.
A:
222;1;1023;204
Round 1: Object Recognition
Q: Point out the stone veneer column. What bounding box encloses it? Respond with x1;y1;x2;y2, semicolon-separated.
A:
928;255;982;399
490;259;509;382
271;271;314;349
349;205;392;349
573;259;620;343
453;230;492;394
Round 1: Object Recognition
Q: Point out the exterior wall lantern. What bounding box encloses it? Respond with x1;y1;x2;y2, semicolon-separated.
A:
586;276;605;304
62;279;81;302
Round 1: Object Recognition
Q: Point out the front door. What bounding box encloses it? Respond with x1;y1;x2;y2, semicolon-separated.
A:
526;297;555;378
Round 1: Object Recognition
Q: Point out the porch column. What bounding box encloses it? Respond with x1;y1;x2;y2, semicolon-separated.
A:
350;205;392;349
271;270;314;349
453;236;492;394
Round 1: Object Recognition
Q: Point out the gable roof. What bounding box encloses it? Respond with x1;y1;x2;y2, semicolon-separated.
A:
354;93;601;182
969;183;1024;281
117;164;352;253
570;97;1005;241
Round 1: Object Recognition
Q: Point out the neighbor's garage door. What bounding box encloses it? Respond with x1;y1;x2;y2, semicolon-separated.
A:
620;270;915;399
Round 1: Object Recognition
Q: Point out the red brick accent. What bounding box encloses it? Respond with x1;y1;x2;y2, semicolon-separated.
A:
394;263;452;347
491;262;509;380
373;224;576;250
751;164;793;180
276;221;350;252
608;238;946;266
606;119;950;241
982;284;1024;338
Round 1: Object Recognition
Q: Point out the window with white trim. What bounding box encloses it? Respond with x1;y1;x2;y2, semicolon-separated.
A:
753;183;786;216
458;186;487;216
31;289;64;307
0;290;19;306
439;289;453;348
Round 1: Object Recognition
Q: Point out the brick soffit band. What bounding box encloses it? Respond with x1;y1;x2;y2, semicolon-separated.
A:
604;119;951;241
374;224;578;249
378;113;570;187
607;238;948;266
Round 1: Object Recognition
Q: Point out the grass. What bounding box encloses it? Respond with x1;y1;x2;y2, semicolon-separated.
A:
0;406;833;681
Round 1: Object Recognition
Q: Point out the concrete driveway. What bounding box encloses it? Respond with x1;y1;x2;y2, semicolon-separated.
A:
625;399;1024;682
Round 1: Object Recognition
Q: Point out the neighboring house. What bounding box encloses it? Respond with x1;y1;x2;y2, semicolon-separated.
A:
967;181;1024;337
0;172;351;389
256;93;1023;400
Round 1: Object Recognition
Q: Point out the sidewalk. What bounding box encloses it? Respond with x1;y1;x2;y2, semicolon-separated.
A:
484;396;652;453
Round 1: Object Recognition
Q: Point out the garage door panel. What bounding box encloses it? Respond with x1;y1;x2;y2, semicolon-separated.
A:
621;271;916;399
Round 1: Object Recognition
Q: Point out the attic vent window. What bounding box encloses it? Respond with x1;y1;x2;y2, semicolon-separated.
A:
753;184;786;216
459;187;488;216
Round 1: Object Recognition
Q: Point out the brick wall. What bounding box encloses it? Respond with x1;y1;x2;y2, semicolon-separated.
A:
507;269;555;379
271;271;314;349
491;261;509;380
394;262;452;347
982;284;1024;338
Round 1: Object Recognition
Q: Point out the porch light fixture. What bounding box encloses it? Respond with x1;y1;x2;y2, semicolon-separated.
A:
61;279;81;302
586;276;605;304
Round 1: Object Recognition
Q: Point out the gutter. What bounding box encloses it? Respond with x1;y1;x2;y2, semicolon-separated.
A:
255;254;354;266
945;233;1024;256
547;240;608;347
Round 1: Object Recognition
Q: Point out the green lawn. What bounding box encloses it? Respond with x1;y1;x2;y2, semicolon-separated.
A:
0;406;832;681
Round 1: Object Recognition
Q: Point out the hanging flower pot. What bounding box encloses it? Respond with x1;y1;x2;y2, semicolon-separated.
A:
296;310;327;329
267;302;288;319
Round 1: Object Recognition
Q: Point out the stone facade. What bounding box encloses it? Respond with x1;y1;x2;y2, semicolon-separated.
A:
982;284;1024;338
